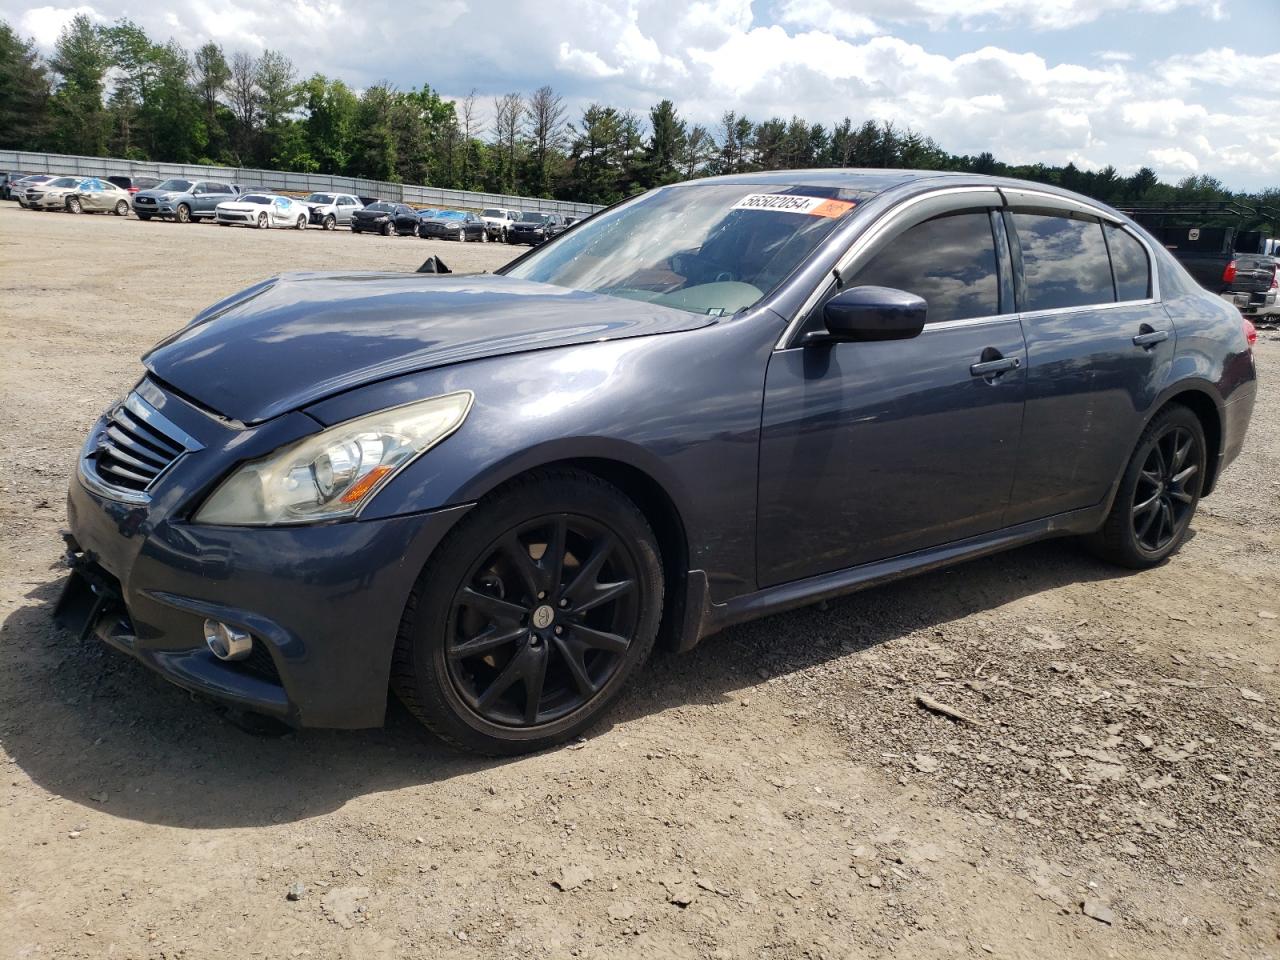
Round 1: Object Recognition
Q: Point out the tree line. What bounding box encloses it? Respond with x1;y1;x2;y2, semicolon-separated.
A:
1;14;1275;223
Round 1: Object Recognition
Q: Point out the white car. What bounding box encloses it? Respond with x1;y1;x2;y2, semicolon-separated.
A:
479;207;520;241
215;193;310;229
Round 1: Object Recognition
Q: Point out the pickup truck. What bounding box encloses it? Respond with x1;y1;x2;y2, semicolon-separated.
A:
1146;224;1277;316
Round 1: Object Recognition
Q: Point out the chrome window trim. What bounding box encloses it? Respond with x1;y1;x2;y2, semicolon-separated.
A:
923;313;1021;332
778;186;1003;349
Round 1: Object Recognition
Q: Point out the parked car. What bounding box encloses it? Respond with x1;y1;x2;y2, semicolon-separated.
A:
11;174;54;206
215;194;310;229
56;170;1256;755
107;175;162;195
301;192;364;230
21;175;81;210
350;201;419;236
418;209;489;241
480;207;520;241
1220;255;1278;317
1;172;33;200
36;176;132;215
133;178;240;222
506;211;567;245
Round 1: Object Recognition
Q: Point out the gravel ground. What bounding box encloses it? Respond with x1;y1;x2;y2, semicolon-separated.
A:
1;202;1277;959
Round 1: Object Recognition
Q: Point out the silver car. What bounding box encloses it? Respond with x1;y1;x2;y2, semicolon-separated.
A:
302;193;364;230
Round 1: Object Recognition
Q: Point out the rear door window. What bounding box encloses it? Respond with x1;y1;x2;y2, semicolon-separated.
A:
1104;224;1152;301
847;211;1001;324
1012;212;1116;311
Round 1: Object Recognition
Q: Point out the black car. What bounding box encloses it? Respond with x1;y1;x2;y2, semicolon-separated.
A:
57;170;1257;756
418;210;489;241
351;201;419;236
507;211;567;245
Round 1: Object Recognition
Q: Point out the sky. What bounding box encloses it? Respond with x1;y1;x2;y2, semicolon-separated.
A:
5;0;1278;191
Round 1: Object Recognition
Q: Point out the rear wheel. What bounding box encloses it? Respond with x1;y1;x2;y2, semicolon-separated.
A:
391;469;663;755
176;203;191;224
1088;404;1206;568
114;199;128;216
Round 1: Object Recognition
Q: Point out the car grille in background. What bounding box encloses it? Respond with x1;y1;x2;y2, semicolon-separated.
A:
91;394;189;494
218;212;249;222
135;196;155;204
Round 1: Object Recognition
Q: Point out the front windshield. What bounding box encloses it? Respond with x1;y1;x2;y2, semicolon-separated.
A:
240;195;270;204
481;209;504;217
503;184;860;316
518;212;549;223
156;179;192;192
305;193;334;203
364;202;393;213
434;210;466;220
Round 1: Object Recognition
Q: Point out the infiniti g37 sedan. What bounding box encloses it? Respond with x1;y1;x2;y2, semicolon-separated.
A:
57;170;1257;755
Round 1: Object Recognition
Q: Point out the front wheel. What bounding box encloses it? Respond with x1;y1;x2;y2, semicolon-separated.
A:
66;197;83;214
479;228;488;243
256;212;268;229
1088;405;1206;569
176;203;191;224
381;220;394;236
296;214;307;230
391;468;663;755
323;214;336;231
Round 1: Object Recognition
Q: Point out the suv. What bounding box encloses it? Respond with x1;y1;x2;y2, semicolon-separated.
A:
106;175;162;196
506;211;568;246
301;193;364;230
479;207;519;242
132;178;240;222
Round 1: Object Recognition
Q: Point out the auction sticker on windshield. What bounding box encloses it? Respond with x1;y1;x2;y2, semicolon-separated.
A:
732;194;856;218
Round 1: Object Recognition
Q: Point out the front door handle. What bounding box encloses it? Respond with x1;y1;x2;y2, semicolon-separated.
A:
1132;327;1169;348
970;356;1021;377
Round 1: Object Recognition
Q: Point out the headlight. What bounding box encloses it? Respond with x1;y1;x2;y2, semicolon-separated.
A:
445;222;460;229
194;392;473;525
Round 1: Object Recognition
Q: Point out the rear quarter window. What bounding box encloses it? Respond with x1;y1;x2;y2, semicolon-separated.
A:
1012;212;1116;311
1104;225;1151;301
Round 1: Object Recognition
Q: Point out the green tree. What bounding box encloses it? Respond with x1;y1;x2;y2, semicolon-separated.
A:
351;83;396;180
637;99;685;187
192;42;230;159
0;23;50;149
48;13;110;155
300;74;357;173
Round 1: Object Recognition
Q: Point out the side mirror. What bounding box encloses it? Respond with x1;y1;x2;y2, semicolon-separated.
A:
812;285;927;344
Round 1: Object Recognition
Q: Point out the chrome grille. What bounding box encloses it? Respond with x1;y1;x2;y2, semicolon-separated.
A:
83;392;200;500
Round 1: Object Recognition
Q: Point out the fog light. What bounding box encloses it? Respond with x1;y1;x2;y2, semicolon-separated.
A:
203;619;253;661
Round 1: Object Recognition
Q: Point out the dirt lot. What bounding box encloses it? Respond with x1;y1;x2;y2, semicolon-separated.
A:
1;201;1278;960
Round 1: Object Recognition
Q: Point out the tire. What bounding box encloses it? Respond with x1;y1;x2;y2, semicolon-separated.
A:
256;212;268;229
1088;404;1207;569
66;197;82;214
114;199;128;216
323;214;336;231
176;203;191;224
296;214;307;230
382;220;394;237
479;228;488;243
391;468;664;755
136;212;151;221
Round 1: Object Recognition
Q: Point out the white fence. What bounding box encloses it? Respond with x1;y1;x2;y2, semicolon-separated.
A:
0;150;603;218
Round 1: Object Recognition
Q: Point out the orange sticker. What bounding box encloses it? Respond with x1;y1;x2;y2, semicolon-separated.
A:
809;199;856;219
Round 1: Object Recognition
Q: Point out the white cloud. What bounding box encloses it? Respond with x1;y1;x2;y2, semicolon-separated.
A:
2;0;1272;189
19;4;104;44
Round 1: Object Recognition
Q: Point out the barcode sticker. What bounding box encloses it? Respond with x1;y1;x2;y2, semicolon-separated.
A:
731;194;856;218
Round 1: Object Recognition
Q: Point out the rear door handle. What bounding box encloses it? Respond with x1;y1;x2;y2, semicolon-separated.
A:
970;356;1021;377
1132;329;1169;348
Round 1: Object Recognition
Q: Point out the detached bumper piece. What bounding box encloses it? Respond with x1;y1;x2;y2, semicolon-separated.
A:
54;535;290;719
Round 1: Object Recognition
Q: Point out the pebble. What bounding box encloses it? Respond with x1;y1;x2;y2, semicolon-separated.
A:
286;883;306;901
1082;898;1115;925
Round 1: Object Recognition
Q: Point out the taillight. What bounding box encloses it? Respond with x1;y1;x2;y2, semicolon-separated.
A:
1222;260;1237;284
1270;265;1278;291
1244;317;1257;348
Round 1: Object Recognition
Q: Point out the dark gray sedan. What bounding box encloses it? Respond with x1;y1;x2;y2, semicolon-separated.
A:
57;170;1256;755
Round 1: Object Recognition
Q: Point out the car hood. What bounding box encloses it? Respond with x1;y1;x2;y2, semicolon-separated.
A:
424;218;464;227
353;208;390;218
511;221;548;228
134;189;184;200
143;272;716;423
217;201;260;211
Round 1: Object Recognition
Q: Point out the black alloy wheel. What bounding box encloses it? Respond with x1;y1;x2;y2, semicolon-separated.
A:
391;469;663;755
1089;404;1205;568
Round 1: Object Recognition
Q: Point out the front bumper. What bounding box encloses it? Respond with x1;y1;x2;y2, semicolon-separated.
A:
421;225;463;239
133;197;178;216
1223;289;1279;316
508;230;546;245
58;382;472;728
